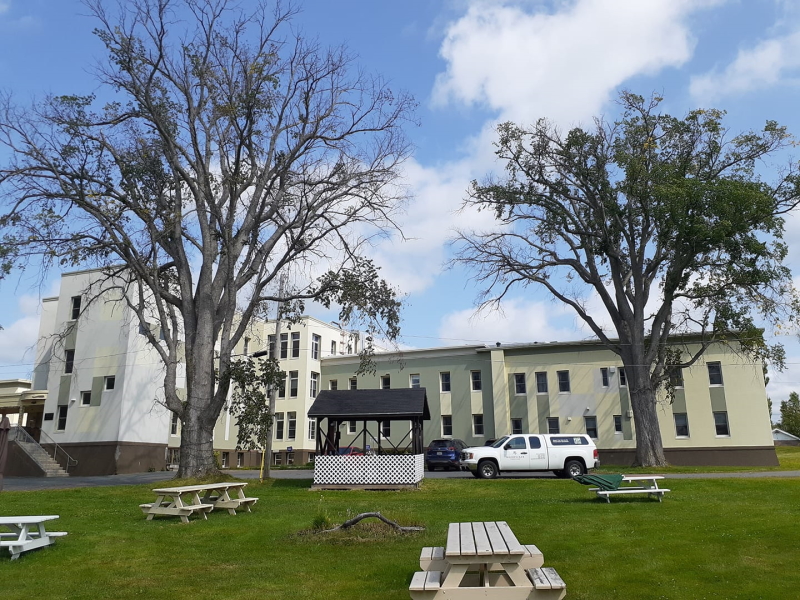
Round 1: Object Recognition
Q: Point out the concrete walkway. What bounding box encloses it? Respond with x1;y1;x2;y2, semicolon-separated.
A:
2;468;799;492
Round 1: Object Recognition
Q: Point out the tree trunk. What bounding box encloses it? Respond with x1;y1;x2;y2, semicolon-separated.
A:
177;405;217;478
627;366;668;467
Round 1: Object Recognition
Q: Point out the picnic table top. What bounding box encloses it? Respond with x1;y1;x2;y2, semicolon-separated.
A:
622;475;664;481
152;482;248;494
0;516;60;525
445;521;526;560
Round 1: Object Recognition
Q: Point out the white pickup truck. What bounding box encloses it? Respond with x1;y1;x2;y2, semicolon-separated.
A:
460;434;599;479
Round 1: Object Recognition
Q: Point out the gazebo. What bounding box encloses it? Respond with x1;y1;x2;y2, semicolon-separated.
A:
307;388;430;489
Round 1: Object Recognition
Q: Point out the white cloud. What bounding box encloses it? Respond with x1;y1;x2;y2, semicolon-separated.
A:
0;293;42;372
0;3;10;16
690;29;800;102
437;298;580;345
432;0;717;125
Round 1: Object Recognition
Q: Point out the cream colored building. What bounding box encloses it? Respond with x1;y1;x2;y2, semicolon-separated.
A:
322;340;777;466
16;267;777;475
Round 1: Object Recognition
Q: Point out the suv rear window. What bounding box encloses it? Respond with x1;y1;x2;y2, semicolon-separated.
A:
429;439;459;449
549;436;590;446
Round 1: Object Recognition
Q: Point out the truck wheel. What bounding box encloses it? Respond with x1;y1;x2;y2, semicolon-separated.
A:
564;460;585;478
478;460;499;479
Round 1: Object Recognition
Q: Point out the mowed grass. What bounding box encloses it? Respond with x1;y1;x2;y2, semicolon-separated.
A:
1;475;799;600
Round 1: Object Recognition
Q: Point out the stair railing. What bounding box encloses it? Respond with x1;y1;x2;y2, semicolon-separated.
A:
11;426;79;473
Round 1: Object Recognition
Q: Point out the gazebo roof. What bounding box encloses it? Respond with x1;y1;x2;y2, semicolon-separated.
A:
308;388;430;421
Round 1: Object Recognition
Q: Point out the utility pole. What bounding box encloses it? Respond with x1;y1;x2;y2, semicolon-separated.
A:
259;273;286;482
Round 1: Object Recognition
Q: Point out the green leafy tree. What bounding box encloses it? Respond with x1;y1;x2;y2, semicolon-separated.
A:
0;0;412;477
226;355;284;480
454;92;799;466
779;391;800;437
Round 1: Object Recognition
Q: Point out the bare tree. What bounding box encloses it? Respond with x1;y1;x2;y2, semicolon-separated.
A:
453;92;799;466
0;0;413;477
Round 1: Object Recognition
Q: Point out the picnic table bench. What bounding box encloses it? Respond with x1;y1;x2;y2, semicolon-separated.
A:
141;482;258;523
410;521;566;600
0;516;67;560
579;474;670;503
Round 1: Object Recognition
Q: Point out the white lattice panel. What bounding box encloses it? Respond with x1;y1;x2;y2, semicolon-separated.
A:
313;454;424;485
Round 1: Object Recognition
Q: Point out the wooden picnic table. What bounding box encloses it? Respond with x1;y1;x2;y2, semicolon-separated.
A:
410;521;566;600
0;515;67;560
140;482;258;523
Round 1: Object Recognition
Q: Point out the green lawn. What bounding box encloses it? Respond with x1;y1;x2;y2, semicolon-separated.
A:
1;475;799;599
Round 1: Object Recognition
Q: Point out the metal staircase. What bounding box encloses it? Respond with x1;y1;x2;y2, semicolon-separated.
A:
11;426;76;477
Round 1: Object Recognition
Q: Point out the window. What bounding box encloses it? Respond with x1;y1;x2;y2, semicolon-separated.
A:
440;372;451;393
410;374;420;388
547;417;560;434
289;371;298;397
56;405;68;431
170;413;179;435
268;335;276;358
70;296;81;320
65;349;75;374
308;418;317;440
707;362;723;386
381;375;391;390
331;340;337;355
442;415;453;436
507;438;533;452
613;415;623;434
243;337;250;355
237;452;244;468
714;411;730;436
312;334;321;360
528;436;542;449
472;414;484;436
619;368;627;387
381;420;391;438
287;411;296;440
81;390;91;406
669;367;684;388
310;372;319;398
287;452;295;465
348;420;357;434
511;418;523;435
674;413;690;437
601;367;609;387
273;452;282;466
471;371;482;391
329;379;338;391
221;452;230;468
584;416;598;439
291;332;300;358
535;372;548;394
557;370;570;393
105;376;115;390
280;333;288;359
514;373;526;395
349;377;357;390
278;372;286;398
275;413;284;440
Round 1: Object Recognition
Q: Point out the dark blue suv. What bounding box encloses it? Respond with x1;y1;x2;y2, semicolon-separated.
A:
425;438;468;471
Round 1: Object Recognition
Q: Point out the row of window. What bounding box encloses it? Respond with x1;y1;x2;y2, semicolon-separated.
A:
275;371;320;398
439;411;731;439
361;361;726;397
263;333;355;360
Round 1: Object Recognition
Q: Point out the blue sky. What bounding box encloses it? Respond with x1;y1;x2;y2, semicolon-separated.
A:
2;0;800;418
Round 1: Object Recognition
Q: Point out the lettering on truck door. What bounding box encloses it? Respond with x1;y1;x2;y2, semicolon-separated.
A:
527;435;548;470
499;435;529;470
